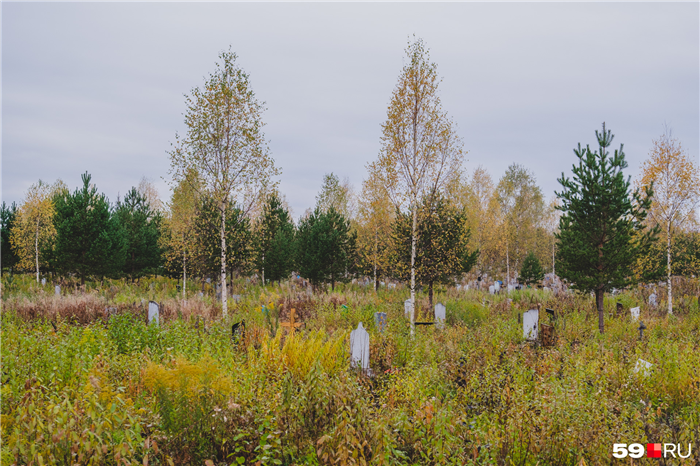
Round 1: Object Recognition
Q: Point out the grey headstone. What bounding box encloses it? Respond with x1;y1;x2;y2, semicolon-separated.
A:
148;301;159;325
388;283;396;289
199;291;204;298
206;278;211;284
494;282;501;292
41;278;46;285
404;298;412;318
54;285;60;296
523;309;539;340
648;293;657;307
634;359;652;376
435;303;446;329
232;294;241;303
350;322;370;371
507;284;514;292
630;306;640;321
374;312;387;333
489;285;495;295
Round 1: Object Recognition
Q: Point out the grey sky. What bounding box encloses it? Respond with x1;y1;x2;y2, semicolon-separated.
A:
3;2;698;219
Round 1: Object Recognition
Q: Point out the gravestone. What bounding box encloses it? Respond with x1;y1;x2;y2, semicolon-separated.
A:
523;309;539;340
404;298;412;318
507;284;514;292
350;322;370;372
148;301;159;325
456;284;463;291
634;359;652;376
41;278;46;286
374;312;387;333
55;285;60;296
198;291;204;298
489;285;495;295
494;282;501;293
648;293;657;307
388;283;396;289
630;306;640;321
435;303;446;329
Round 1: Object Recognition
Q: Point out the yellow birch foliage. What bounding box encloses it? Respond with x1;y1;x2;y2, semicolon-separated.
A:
9;180;65;279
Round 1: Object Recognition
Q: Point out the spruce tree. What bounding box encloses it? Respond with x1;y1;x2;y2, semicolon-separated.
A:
296;206;356;291
556;124;657;333
255;193;295;285
391;193;478;306
51;173;127;283
114;187;162;280
0;202;19;275
519;251;544;287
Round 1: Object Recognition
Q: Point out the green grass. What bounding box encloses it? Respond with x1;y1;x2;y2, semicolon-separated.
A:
1;275;699;465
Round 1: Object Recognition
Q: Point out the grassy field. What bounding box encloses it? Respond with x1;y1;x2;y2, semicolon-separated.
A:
1;275;699;465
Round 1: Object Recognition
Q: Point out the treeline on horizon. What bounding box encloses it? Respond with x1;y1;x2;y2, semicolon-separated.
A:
2;38;699;310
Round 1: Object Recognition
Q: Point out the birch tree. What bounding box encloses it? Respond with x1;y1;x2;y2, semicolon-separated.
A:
10;180;65;282
168;49;278;317
638;130;700;314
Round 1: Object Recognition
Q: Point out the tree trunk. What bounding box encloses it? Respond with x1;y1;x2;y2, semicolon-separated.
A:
506;244;510;287
183;249;187;301
35;219;40;283
596;287;605;334
410;200;417;335
667;220;672;315
221;205;228;318
262;252;265;287
373;230;378;293
428;281;433;309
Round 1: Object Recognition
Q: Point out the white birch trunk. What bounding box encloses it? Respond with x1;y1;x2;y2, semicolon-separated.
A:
410;200;417;335
35;219;40;283
667;220;672;315
221;205;228;318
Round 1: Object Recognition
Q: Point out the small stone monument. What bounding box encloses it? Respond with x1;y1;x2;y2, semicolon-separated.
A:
404;298;412;318
489;285;495;295
148;301;159;325
494;282;501;293
374;312;387;333
523;309;539;340
350;322;370;372
630;306;640;321
634;359;652;376
232;294;241;303
649;293;657;307
41;278;46;285
55;285;60;296
434;303;446;329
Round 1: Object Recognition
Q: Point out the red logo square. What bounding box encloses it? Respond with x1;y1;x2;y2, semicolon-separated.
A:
647;443;662;458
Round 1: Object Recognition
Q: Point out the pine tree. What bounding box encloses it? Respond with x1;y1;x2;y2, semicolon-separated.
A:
114;187;162;280
296;207;356;291
194;195;253;284
556;123;658;333
0;202;19;275
519;251;544;287
391;193;477;306
50;173;127;283
255;193;295;285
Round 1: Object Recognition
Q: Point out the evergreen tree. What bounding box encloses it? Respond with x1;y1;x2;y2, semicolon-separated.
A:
519;251;544;287
114;187;162;280
255;193;295;285
0;202;19;275
391;193;477;306
556;124;658;333
50;173;127;283
296;207;356;291
194;195;253;283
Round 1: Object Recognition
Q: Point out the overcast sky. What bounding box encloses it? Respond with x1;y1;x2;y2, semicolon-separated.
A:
3;2;698;219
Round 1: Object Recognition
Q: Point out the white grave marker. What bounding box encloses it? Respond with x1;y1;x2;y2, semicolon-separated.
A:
630;306;640;321
523;309;539;340
404;298;412;318
350;322;370;371
55;285;60;296
41;278;46;285
434;303;446;329
634;359;652;376
148;301;159;325
489;285;495;295
648;293;657;307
